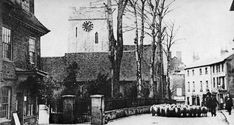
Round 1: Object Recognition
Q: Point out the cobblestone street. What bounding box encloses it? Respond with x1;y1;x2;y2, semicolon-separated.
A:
107;111;228;125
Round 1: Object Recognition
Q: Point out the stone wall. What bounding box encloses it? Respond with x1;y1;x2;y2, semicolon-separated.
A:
104;106;150;123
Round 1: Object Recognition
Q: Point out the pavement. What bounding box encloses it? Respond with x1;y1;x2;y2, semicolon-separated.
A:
107;113;227;125
220;109;234;125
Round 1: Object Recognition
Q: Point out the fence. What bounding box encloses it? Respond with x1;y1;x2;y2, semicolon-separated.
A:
105;98;176;111
49;97;176;123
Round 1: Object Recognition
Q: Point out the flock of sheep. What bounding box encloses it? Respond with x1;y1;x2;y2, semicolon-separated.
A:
150;104;208;117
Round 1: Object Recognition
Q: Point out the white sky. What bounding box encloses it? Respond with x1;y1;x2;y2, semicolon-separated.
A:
35;0;234;65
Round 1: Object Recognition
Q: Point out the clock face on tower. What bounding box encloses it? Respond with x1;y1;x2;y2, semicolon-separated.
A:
82;21;94;32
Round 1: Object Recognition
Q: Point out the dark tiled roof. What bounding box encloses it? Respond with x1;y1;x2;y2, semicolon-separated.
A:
41;57;67;82
65;52;150;81
9;8;50;35
42;52;151;82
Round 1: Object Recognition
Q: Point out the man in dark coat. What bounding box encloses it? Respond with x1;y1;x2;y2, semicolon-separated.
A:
210;94;219;116
225;94;233;115
206;91;212;112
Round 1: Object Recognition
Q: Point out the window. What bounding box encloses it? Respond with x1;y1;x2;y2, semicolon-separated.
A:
213;78;215;88
21;0;30;12
221;64;224;72
188;82;190;92
95;32;98;44
192;81;195;92
0;87;11;119
176;88;182;96
2;27;12;60
29;37;36;64
75;27;77;38
213;65;215;73
187;70;189;76
216;65;220;73
192;69;195;76
200;81;203;92
205;67;208;74
187;97;190;105
206;81;209;90
200;68;202;75
217;77;220;86
221;77;225;89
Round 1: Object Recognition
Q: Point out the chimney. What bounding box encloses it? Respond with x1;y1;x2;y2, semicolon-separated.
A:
220;49;228;56
193;52;200;62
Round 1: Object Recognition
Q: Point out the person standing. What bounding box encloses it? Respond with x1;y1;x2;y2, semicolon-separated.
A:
206;90;212;112
225;94;233;115
210;94;219;116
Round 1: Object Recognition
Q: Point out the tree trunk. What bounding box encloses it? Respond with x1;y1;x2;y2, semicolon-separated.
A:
113;0;127;97
131;3;142;98
106;0;116;98
157;15;165;99
149;33;156;98
139;0;146;98
167;52;171;99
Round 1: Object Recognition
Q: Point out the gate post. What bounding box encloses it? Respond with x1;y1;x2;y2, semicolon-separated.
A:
62;95;75;124
90;95;104;125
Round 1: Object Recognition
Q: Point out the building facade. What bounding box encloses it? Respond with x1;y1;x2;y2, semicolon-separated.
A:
0;0;49;124
170;72;185;103
185;65;212;105
68;6;109;53
169;53;186;103
185;53;234;106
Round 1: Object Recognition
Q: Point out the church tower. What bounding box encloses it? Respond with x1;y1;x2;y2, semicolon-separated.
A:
68;1;109;53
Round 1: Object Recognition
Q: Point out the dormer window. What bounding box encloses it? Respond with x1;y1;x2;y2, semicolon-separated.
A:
21;0;30;12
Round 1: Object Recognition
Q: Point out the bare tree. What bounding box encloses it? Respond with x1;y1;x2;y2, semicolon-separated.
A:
145;0;174;98
163;22;180;99
124;0;148;98
139;0;147;98
146;0;159;98
105;0;129;98
128;0;143;98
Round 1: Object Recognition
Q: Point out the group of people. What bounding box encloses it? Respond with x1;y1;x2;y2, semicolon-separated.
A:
204;90;233;116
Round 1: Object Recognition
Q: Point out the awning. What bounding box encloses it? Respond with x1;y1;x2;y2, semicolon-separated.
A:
16;68;48;77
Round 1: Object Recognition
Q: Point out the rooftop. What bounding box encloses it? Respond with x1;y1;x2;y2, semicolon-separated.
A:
185;52;234;69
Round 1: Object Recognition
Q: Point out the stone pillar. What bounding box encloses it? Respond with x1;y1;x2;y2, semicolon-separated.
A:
62;95;75;124
90;95;104;125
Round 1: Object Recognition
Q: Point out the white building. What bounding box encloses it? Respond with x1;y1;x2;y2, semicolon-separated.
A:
68;6;109;53
185;53;234;106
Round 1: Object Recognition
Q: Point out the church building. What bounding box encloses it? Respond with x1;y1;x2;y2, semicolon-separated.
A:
68;1;110;53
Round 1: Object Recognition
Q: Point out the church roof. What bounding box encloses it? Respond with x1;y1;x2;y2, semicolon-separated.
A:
42;51;151;82
64;52;150;81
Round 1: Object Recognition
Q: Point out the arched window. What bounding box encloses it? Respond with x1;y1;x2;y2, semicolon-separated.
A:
95;32;98;44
